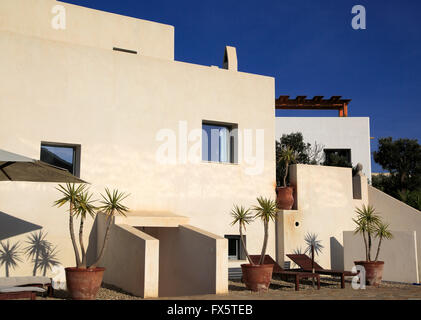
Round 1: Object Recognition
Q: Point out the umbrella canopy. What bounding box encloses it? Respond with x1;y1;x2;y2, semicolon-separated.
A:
0;149;86;183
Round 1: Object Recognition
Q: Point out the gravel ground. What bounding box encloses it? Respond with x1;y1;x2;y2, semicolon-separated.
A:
40;275;421;300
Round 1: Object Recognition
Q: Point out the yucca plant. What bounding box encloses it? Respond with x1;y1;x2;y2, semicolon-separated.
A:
54;183;87;268
304;232;324;262
74;188;97;268
90;188;129;268
252;197;279;265
54;184;129;269
231;205;254;265
277;146;297;187
353;204;393;262
230;197;278;265
374;222;393;261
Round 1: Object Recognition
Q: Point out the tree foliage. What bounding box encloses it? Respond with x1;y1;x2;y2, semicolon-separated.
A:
323;152;352;168
276;133;324;186
373;137;421;210
373;137;421;191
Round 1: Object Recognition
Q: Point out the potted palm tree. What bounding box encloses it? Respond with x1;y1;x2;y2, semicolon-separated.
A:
54;183;129;300
353;204;393;286
231;197;278;292
276;146;296;210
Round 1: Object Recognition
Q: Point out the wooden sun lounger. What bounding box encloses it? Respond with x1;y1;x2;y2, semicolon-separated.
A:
249;255;320;291
0;276;53;299
287;254;357;289
0;286;46;300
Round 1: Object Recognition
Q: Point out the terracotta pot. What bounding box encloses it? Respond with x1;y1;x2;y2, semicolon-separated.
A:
65;267;105;300
241;264;274;292
276;187;294;210
354;261;384;286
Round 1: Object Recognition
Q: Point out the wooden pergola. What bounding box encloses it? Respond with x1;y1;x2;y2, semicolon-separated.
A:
275;96;351;117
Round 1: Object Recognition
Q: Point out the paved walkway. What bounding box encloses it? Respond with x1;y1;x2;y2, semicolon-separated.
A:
44;276;421;300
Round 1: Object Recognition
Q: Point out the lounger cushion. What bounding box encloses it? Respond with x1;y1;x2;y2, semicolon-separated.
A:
0;286;46;293
0;276;51;287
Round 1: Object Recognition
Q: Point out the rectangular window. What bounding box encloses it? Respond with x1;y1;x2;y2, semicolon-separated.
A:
225;235;244;260
324;148;352;167
40;142;81;177
202;121;238;164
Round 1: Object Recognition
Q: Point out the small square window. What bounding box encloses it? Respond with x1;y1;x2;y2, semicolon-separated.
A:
202;121;238;164
225;235;245;260
40;142;81;177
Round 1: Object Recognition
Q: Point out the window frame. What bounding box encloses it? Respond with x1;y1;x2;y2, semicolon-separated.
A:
323;148;352;165
202;120;238;164
40;141;81;177
225;235;245;261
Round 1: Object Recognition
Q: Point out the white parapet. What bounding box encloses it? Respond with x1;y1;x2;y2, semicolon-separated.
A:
96;213;228;298
97;214;159;298
344;230;419;284
142;225;228;297
115;211;190;227
368;186;421;283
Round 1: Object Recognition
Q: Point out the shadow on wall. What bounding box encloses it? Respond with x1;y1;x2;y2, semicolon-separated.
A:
0;211;99;277
0;211;42;241
0;240;22;277
0;230;61;277
86;217;98;267
24;230;59;277
330;237;344;270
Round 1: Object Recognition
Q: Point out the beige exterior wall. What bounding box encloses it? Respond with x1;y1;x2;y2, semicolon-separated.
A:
0;0;174;60
142;225;228;297
368;186;421;282
278;164;369;270
97;216;159;298
344;230;419;283
0;0;276;282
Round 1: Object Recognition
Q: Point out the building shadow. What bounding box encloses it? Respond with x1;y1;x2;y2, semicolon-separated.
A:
330;237;344;270
0;211;42;241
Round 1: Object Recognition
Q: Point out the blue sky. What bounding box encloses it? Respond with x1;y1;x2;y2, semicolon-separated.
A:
61;0;421;172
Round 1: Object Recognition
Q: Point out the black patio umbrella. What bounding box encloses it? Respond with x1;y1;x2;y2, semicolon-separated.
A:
0;149;86;183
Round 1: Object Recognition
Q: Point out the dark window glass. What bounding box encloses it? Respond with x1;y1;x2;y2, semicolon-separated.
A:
225;235;242;260
228;238;238;257
41;144;77;175
324;149;352;168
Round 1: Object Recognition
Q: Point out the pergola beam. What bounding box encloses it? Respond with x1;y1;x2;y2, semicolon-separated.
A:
275;95;351;117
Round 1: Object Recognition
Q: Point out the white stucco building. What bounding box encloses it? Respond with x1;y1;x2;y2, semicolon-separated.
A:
275;117;372;177
0;0;276;297
1;0;419;299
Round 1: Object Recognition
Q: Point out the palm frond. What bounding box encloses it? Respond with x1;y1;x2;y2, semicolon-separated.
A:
74;188;97;219
354;204;381;235
98;188;130;217
230;205;254;228
375;222;393;240
252;197;278;223
304;232;324;257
